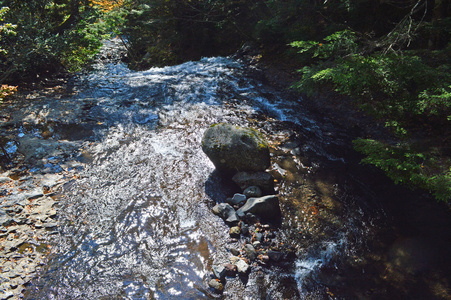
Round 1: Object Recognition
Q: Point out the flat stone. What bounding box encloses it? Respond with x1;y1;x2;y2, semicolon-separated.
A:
0;209;12;226
43;222;58;228
25;189;44;200
236;195;281;221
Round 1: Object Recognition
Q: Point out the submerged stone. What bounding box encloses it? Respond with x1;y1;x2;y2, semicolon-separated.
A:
202;123;270;173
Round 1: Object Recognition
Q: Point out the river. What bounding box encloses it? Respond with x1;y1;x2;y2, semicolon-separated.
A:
2;39;450;299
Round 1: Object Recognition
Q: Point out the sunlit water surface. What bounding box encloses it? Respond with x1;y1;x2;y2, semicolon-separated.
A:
16;40;450;300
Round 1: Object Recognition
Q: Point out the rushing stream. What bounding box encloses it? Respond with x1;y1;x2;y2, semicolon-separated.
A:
2;39;449;299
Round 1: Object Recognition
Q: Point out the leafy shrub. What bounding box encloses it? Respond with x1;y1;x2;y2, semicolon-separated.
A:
0;84;17;102
354;139;451;202
292;30;451;202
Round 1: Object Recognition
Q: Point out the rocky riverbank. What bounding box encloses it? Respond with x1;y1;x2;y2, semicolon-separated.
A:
0;72;88;299
0;167;82;299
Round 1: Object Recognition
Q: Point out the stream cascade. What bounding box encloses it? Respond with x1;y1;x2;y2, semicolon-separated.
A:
1;38;450;300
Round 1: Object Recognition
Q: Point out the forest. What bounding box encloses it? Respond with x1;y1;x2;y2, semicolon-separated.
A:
0;0;450;202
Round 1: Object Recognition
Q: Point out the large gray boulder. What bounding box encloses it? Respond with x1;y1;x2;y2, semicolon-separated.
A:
236;195;281;220
202;123;270;173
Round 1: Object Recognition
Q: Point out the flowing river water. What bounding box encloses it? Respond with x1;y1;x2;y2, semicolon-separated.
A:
1;39;450;299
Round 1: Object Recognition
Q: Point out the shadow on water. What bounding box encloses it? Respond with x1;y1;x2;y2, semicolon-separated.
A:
204;170;241;204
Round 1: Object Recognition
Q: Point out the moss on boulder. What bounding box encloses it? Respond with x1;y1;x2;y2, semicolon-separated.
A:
202;123;270;173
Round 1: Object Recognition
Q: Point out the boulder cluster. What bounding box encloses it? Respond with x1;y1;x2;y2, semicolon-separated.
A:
202;123;293;293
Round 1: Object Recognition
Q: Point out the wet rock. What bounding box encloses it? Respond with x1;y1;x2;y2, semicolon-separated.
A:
232;172;274;193
226;193;247;206
236;195;281;221
0;209;12;226
243;186;262;198
234;258;250;274
229;247;240;256
268;250;283;262
212;265;226;280
241;223;250;236
242;212;259;223
0;176;12;183
43;222;58;228
229;226;241;238
253;232;263;242
243;244;257;261
202;123;270;173
208;279;224;292
258;254;269;264
223;263;237;276
25;189;44;200
212;203;239;226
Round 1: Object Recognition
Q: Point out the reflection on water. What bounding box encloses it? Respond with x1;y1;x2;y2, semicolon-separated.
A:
16;39;451;299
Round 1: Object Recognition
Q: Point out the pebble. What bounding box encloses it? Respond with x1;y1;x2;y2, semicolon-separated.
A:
208;279;224;292
268;250;283;262
229;247;240;256
252;241;261;248
241;223;250;236
229;226;241;238
243;244;257;261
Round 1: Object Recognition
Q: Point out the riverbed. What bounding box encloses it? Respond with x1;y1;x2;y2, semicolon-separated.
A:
0;38;450;299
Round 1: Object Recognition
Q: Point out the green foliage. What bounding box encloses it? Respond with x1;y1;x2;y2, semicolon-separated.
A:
292;30;451;131
0;6;16;55
354;139;451;202
0;0;113;82
292;29;451;202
